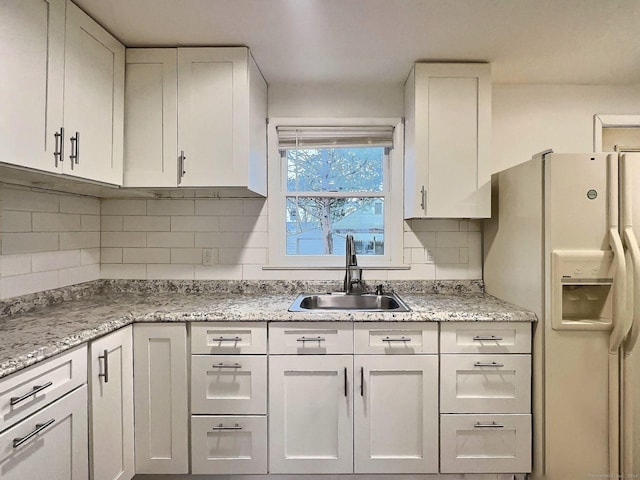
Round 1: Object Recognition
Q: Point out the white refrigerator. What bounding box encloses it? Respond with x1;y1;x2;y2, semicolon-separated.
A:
484;151;640;480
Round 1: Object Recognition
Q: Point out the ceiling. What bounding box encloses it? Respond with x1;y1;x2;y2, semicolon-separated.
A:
74;0;640;86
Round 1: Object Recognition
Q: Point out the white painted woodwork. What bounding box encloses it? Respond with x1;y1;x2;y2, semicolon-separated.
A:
268;355;353;473
190;322;267;354
440;354;531;413
89;327;134;480
133;323;188;474
0;0;65;173
123;49;178;187
354;322;438;354
191;415;268;474
63;1;124;185
268;322;354;354
440;322;532;354
404;63;491;218
191;355;267;414
0;346;86;432
0;384;88;480
354;354;438;473
440;414;532;473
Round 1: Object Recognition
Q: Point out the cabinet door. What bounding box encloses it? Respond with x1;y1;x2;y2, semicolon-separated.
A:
0;0;65;173
133;323;188;474
0;385;88;480
63;1;124;184
123;49;178;187
177;47;246;187
269;355;353;473
89;327;134;480
354;355;439;473
405;63;491;218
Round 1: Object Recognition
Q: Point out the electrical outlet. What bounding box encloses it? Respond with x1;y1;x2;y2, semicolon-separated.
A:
202;248;214;266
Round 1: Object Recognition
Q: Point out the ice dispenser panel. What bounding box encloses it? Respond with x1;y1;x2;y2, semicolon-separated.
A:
551;250;614;331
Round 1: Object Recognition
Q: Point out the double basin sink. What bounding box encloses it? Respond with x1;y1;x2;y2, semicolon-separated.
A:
288;292;410;313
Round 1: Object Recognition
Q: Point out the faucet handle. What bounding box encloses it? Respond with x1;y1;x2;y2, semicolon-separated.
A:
375;284;384;295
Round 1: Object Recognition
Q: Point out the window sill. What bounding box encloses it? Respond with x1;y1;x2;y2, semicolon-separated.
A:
262;265;411;271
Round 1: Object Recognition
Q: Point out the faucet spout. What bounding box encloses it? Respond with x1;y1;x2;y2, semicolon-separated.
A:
344;235;362;294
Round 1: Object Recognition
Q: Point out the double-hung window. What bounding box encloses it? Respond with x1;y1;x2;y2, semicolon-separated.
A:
266;118;404;268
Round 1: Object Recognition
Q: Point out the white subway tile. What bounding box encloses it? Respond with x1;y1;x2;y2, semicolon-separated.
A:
122;248;170;264
459;247;469;264
468;231;482;278
122;216;170;232
60;195;100;215
243;199;267;216
0;270;59;299
101;215;123;232
81;248;100;265
100;263;147;279
147;232;194;248
434;247;461;264
101;232;146;247
100;248;123;263
195;232;244;248
410;248;426;264
32;213;81;232
195;264;243;280
147;199;194;216
436;263;469;280
1;187;59;212
436;231;469;248
171;248;206;264
219;215;267;232
388;264;436;280
403;248;411;264
469;220;482;232
404;230;435;248
195;199;243;216
80;215;100;232
2;232;58;254
32;250;81;272
2;211;31;232
412;219;461;232
101;199;147;215
59;264;100;287
243;231;269;248
0;254;32;277
219;247;267;265
147;264;195;280
171;216;219;232
59;232;100;250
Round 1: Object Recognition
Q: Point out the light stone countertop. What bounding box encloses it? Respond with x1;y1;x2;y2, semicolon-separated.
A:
0;280;536;379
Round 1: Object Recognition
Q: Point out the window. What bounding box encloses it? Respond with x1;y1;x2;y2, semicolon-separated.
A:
267;118;404;268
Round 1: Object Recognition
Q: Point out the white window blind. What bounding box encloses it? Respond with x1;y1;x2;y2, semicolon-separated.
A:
277;126;394;150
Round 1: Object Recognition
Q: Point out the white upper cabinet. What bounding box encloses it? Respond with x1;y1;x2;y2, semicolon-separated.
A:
0;0;124;185
404;63;491;218
124;47;267;194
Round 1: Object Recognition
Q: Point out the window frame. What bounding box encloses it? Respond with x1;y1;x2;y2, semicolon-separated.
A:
266;117;405;268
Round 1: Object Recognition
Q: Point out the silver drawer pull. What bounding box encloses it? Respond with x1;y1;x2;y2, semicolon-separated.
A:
212;336;242;342
474;421;504;428
212;363;242;369
297;336;326;342
10;381;53;406
212;423;242;431
473;361;505;368
383;336;412;342
473;335;503;341
13;418;55;448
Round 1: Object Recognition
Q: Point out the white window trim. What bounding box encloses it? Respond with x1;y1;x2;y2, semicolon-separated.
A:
265;117;406;269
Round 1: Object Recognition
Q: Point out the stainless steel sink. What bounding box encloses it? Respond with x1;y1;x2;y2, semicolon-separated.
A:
288;292;410;312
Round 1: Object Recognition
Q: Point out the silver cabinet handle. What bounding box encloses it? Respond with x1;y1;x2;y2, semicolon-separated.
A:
297;336;326;342
212;423;242;431
212;363;242;369
99;349;109;383
474;361;504;368
360;366;364;396
13;418;55;448
178;150;186;184
69;132;79;168
473;335;503;341
344;367;348;397
383;336;412;342
53;127;64;167
420;185;426;210
10;381;53;406
212;336;242;342
474;421;504;428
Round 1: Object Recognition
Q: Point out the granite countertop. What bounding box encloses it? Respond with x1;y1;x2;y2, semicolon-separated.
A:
0;280;536;379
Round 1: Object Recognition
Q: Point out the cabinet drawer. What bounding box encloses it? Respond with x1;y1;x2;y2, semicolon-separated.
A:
191;415;267;474
191;322;267;354
269;322;353;354
440;354;531;413
440;414;531;473
440;322;531;353
191;355;266;414
354;322;437;354
0;346;87;431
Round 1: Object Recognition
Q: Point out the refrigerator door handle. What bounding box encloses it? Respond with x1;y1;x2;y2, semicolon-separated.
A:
623;226;640;353
609;227;629;354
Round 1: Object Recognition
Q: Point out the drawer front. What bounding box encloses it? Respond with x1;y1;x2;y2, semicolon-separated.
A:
191;355;267;414
440;354;531;413
0;346;87;431
354;322;438;354
440;414;532;473
269;322;353;354
191;415;267;474
440;322;531;354
191;322;267;354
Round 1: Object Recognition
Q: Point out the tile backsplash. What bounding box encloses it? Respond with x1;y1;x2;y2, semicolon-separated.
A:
0;185;481;299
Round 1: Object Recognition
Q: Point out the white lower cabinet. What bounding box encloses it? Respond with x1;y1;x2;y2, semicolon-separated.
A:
133;323;188;474
89;326;134;480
